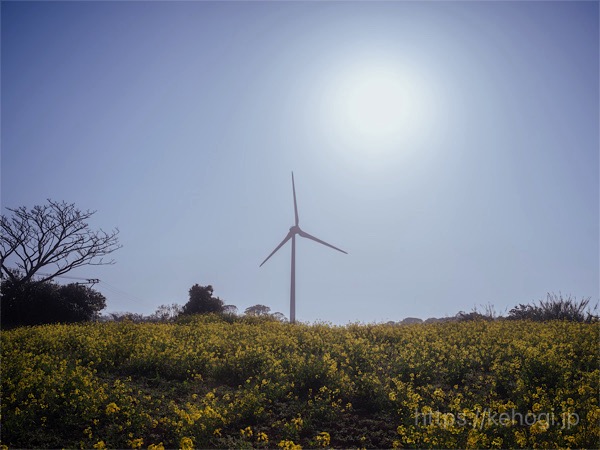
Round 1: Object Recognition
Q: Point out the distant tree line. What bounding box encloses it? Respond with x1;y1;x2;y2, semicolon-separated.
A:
0;200;287;327
4;276;596;328
104;284;288;324
0;276;288;327
456;293;597;323
390;293;598;325
1;200;597;327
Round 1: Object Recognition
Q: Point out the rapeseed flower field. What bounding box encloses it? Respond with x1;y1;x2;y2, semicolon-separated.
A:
1;317;598;448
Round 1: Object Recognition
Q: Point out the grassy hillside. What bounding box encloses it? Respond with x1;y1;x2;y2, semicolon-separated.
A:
1;317;598;449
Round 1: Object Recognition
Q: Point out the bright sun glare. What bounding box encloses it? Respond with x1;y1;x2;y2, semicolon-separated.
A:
320;58;435;162
341;67;408;139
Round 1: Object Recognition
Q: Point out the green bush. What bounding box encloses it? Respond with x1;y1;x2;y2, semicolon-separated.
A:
508;293;598;322
1;278;105;327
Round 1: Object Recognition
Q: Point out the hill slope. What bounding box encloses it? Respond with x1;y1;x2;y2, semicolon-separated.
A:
2;317;598;448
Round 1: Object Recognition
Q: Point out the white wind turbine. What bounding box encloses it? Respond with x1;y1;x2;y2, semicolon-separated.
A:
260;172;347;323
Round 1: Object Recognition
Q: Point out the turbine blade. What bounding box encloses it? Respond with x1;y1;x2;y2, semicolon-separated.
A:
298;229;348;254
292;172;299;226
259;231;293;267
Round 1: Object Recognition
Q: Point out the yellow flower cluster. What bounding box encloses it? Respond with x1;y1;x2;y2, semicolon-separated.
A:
278;439;302;450
1;317;597;448
179;436;193;450
315;431;331;447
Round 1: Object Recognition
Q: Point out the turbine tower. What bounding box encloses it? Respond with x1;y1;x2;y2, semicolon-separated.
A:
260;172;347;323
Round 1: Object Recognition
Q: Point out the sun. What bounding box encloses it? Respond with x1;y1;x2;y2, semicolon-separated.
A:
340;66;408;140
318;58;435;161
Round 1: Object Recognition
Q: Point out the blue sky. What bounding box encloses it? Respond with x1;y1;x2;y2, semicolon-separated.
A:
2;1;598;323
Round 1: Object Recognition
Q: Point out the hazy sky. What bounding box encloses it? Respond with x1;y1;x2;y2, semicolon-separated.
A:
2;1;598;323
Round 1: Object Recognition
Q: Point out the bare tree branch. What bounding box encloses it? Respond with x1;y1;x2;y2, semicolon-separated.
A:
0;200;122;285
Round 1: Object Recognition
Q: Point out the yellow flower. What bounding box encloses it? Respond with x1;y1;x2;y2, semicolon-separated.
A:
257;432;269;443
148;444;165;450
433;388;445;400
128;438;144;449
291;417;304;430
530;420;549;434
316;431;331;447
180;436;194;450
278;440;302;450
105;402;120;415
93;441;106;449
241;426;253;438
514;430;527;447
491;437;503;448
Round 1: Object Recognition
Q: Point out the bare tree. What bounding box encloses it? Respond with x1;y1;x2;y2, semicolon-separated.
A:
222;304;238;315
271;312;288;322
1;200;121;285
150;303;183;322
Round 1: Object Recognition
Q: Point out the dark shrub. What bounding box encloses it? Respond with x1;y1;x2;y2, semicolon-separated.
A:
508;293;598;322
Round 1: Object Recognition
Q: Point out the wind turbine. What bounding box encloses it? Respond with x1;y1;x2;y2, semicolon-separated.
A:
260;172;347;323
